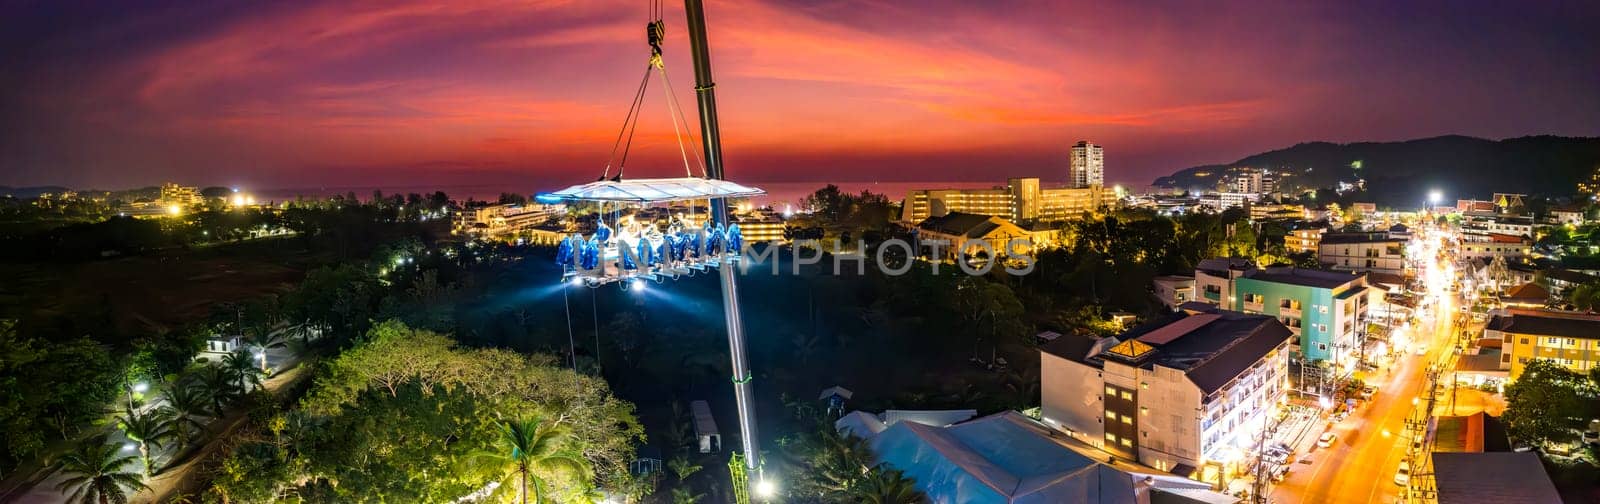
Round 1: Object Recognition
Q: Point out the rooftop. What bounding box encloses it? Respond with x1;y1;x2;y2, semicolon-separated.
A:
1241;266;1364;289
1319;232;1405;245
918;211;1004;239
1503;283;1550;302
1489;309;1600;338
1197;257;1255;276
1543;268;1599;285
1431;452;1561;504
1042;310;1292;395
863;411;1234;504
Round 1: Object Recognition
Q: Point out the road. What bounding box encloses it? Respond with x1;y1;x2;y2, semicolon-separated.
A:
1274;226;1460;504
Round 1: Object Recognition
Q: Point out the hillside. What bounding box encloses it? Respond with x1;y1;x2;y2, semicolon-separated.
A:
1151;135;1600;207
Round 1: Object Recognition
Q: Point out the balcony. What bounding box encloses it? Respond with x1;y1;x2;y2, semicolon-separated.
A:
1279;305;1301;318
1243;297;1264;312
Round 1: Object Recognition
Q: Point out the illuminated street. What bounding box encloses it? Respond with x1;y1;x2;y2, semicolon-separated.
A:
1274;220;1463;504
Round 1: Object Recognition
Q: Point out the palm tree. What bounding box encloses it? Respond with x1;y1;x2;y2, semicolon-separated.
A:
193;365;237;415
115;407;174;478
669;487;705;504
52;435;148;504
221;350;263;392
472;417;590;504
158;381;211;451
852;466;926;504
796;426;873;499
243;327;287;373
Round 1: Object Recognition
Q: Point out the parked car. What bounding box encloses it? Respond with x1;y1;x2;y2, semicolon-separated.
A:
1394;461;1411;486
1318;432;1337;448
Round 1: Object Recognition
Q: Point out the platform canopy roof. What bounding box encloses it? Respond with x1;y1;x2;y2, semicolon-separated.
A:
538;177;764;203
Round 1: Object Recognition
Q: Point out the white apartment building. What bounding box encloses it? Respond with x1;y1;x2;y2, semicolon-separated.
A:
1152;275;1195;311
1318;232;1406;276
1458;233;1531;261
1040;309;1292;479
1197;192;1259;212
1070;140;1105;188
1194;258;1256;307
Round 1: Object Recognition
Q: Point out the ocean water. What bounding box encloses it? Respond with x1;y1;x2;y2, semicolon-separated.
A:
255;181;1003;207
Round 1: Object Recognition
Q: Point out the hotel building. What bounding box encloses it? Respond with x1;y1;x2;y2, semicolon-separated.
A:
1070;140;1105;188
900;177;1116;224
1040;309;1292;478
1490;309;1600;379
1318;232;1406;276
452;203;562;238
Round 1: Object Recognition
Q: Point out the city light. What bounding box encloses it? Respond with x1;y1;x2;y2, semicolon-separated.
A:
754;478;776;499
1427;190;1442;204
167;204;182;216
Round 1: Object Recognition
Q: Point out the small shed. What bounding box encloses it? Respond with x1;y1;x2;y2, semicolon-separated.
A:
690;400;720;454
202;336;241;355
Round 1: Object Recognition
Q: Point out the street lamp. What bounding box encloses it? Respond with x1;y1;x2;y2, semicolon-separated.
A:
754;478;777;501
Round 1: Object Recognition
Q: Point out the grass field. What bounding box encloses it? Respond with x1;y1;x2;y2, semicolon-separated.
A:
0;237;330;335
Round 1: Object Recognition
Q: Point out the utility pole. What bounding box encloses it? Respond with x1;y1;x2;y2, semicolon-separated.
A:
684;0;764;496
1251;416;1282;503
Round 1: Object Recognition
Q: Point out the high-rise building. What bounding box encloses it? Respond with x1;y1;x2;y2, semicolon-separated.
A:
159;183;202;206
1069;141;1104;188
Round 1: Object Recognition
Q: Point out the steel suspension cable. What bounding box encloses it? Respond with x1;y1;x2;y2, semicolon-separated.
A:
660;66;696;178
614;66;653;181
601;65;653;181
659;65;707;177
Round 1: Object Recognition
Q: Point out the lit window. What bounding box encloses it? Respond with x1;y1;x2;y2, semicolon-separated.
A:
1105;386;1116;396
1121;416;1132;425
1106;412;1117;421
1141;406;1149;416
1106;433;1118;443
1141;382;1149;389
1120;438;1133;447
1121;391;1133;401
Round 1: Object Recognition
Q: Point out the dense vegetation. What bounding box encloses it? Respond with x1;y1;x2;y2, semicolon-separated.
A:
209;320;642;503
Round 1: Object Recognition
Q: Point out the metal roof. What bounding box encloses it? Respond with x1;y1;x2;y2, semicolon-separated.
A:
537;177;764;203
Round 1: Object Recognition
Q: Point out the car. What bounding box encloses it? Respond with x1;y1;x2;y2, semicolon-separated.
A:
1394;461;1411;486
1317;432;1337;448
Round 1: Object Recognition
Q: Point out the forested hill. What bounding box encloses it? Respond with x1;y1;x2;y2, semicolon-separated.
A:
1151;135;1600;207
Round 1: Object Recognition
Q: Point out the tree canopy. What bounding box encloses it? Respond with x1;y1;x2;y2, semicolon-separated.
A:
211;320;643;503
